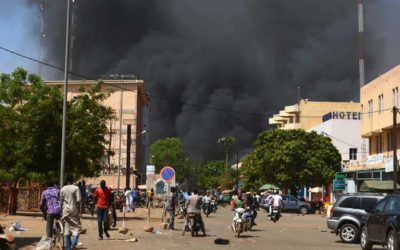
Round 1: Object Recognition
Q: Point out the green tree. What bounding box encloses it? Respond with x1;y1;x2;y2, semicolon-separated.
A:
241;129;341;190
200;160;225;189
0;68;115;214
150;137;190;184
217;136;236;173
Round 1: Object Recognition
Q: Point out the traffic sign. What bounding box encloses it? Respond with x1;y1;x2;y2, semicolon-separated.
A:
160;166;175;182
333;179;346;191
335;172;346;180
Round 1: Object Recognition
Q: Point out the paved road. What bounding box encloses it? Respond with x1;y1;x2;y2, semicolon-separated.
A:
1;207;386;250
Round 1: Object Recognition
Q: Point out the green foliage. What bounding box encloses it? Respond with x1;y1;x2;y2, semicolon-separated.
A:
200;160;225;188
0;68;115;185
150;137;190;183
241;129;341;190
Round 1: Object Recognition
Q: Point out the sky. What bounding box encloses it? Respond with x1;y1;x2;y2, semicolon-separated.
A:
1;1;400;162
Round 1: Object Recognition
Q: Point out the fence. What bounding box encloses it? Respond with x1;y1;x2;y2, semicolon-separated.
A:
0;187;44;213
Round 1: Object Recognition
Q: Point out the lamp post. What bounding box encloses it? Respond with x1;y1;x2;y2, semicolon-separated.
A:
60;0;71;187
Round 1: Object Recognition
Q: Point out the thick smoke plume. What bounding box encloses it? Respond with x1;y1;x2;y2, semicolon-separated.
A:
25;0;400;161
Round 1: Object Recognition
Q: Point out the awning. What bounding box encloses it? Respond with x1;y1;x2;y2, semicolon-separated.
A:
310;187;323;193
359;180;400;192
137;184;147;190
258;183;280;191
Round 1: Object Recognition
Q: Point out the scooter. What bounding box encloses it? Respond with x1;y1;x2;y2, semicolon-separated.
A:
231;208;245;237
210;200;218;213
243;207;254;231
0;224;16;250
270;206;281;223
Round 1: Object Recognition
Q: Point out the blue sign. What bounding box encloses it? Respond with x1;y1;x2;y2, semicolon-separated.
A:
333;179;346;191
160;166;175;182
322;112;360;122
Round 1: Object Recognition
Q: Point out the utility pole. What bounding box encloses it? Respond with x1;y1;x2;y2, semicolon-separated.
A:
60;0;71;188
126;124;132;189
393;106;398;192
236;151;239;192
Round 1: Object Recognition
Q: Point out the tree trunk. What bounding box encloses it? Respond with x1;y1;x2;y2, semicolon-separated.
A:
7;181;18;215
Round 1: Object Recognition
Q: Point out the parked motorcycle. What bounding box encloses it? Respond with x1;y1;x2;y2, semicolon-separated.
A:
270;206;281;223
231;208;246;237
187;212;203;237
0;224;16;250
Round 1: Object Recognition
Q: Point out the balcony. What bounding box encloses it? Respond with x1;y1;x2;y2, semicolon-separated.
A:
283;123;301;130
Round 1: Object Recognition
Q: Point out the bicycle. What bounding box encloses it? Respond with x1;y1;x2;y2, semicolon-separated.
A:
52;217;64;250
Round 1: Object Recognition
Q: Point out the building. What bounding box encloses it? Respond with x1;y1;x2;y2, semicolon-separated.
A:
269;99;361;131
358;65;400;185
46;79;149;189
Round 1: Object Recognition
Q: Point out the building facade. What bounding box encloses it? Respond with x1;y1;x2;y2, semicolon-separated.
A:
269;99;361;131
358;65;400;183
46;79;149;188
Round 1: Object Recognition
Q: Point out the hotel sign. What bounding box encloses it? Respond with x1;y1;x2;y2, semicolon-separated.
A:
322;111;361;122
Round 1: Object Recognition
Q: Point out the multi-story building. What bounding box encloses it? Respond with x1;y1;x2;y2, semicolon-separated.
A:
269;99;361;131
46;79;149;189
358;65;400;184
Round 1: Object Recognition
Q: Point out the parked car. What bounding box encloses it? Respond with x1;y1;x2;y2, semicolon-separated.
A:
281;195;311;214
327;193;385;244
360;194;400;250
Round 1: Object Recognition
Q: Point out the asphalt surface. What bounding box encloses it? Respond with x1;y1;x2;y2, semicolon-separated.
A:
1;207;387;250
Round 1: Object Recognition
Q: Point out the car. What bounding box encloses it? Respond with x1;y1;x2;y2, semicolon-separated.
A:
327;193;385;244
281;195;312;214
360;194;400;250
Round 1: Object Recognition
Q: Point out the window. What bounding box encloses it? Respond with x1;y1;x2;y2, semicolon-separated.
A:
388;132;393;151
349;148;357;160
368;99;373;118
393;87;399;107
360;198;379;212
376;135;382;153
378;94;384;113
375;197;388;212
384;197;400;212
339;197;357;208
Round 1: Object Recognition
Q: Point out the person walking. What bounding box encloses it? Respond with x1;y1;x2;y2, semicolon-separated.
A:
166;186;177;230
94;180;111;240
60;175;82;250
40;180;61;238
131;187;140;208
78;181;87;216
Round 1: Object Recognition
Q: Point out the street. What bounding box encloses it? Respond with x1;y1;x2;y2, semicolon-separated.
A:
1;207;382;250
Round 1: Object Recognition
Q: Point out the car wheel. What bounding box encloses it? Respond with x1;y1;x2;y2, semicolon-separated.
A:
360;226;373;250
298;206;308;215
387;230;399;250
339;223;359;243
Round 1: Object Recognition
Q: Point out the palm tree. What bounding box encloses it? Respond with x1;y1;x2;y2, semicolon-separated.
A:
217;136;236;173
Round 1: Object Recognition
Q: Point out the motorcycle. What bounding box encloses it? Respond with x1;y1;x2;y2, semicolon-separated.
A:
86;191;96;216
203;203;211;217
210;200;217;213
243;207;254;231
231;208;246;237
0;224;16;250
270;206;281;223
187;212;204;237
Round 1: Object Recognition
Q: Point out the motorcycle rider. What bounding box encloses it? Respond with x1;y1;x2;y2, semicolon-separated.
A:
182;189;205;236
202;192;212;214
270;191;284;218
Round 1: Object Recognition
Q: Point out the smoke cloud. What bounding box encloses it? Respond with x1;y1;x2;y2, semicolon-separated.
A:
25;0;400;161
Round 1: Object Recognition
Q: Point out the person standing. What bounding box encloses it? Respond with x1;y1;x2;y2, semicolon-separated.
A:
78;181;87;216
147;188;154;208
61;175;82;250
131;187;139;208
108;187;117;228
94;180;111;240
166;186;177;230
124;188;132;212
40;180;61;238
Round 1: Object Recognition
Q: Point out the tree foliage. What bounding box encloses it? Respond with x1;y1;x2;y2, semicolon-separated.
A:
150;137;190;184
200;160;225;189
241;129;341;190
0;68;115;185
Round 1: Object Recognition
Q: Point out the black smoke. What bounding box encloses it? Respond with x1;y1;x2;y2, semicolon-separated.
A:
25;0;400;162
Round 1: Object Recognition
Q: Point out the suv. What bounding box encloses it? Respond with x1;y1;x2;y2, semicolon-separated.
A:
327;193;385;244
281;195;311;214
360;194;400;250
